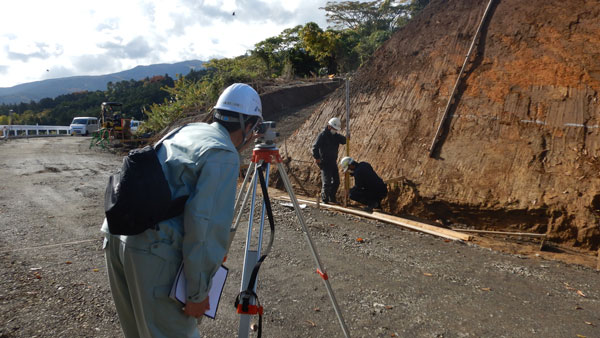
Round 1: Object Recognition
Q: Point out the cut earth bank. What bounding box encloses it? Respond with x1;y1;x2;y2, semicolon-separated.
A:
280;0;600;254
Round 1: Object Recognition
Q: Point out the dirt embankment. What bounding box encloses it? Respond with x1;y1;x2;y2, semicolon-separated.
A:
279;0;600;251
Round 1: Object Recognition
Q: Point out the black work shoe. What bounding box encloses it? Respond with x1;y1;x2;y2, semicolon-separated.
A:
368;201;380;210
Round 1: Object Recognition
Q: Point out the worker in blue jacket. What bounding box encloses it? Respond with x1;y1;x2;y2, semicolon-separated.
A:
102;83;262;337
312;117;346;204
340;156;387;212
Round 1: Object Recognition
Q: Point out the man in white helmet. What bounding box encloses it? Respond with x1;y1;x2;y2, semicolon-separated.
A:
102;83;262;337
340;156;387;212
312;117;346;204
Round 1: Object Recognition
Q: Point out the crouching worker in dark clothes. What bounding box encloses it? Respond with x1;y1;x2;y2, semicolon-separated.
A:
340;156;387;212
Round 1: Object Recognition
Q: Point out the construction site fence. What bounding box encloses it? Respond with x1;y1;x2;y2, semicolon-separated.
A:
1;124;71;139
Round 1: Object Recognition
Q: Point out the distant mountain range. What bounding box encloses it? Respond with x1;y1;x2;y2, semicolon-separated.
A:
0;60;204;105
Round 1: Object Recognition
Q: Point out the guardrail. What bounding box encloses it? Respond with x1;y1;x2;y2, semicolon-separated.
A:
1;124;71;139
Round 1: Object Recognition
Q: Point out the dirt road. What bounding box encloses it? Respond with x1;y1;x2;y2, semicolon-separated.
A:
1;137;599;337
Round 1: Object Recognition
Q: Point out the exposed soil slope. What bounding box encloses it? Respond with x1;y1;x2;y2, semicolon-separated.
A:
280;0;600;250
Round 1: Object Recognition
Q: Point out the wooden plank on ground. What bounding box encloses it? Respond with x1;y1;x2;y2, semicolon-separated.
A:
451;229;546;238
275;196;472;242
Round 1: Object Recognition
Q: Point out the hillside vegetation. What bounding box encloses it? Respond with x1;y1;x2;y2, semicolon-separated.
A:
0;0;428;132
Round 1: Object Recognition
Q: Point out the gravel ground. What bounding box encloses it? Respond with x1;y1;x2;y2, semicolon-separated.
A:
1;137;599;338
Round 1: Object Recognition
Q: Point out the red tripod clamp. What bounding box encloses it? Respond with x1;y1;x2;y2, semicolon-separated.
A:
235;291;265;336
252;148;282;164
236;303;264;315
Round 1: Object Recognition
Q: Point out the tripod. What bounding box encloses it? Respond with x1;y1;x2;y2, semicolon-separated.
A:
230;142;351;338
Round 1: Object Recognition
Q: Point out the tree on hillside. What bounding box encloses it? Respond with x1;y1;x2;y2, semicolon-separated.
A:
354;29;391;65
300;22;341;74
249;0;431;78
202;55;266;98
322;0;413;32
322;1;380;30
253;26;320;78
254;35;286;76
319;0;430;68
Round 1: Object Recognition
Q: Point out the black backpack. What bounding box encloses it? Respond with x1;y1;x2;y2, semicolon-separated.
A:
104;126;188;235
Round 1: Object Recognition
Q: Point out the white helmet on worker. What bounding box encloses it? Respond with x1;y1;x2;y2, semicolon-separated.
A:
213;83;262;119
340;156;354;172
328;117;342;131
213;83;263;149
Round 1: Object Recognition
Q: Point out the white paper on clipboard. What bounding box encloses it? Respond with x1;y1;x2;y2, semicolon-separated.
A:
169;264;229;319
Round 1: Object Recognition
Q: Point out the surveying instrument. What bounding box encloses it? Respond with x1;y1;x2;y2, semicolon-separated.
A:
230;121;351;338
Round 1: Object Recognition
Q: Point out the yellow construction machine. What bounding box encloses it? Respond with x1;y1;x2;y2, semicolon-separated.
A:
90;102;132;148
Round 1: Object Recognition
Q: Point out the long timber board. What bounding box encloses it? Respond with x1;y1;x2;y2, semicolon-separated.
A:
275;196;472;242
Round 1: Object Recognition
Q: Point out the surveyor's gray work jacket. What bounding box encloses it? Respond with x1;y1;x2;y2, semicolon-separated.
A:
102;122;239;304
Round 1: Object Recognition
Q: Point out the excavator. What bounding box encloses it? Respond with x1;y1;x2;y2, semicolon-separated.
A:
90;102;132;148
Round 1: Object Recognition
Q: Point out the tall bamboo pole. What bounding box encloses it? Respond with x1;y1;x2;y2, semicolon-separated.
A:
429;0;496;157
343;76;351;206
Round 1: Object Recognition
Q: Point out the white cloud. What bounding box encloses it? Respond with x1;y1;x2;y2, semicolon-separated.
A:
0;0;338;88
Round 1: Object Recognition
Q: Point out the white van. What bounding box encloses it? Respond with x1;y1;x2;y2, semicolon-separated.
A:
70;117;99;136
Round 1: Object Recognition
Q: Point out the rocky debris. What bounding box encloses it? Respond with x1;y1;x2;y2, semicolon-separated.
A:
2;127;600;337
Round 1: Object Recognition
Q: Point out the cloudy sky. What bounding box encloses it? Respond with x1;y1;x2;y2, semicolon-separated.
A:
0;0;338;88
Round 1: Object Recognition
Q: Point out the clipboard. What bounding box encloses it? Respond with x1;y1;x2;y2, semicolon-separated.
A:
170;264;229;319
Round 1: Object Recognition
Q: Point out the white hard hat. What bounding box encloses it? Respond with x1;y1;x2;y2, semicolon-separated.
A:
213;83;262;119
328;117;341;131
340;156;353;172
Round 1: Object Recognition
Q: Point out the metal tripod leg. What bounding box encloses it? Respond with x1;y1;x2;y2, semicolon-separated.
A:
238;249;258;337
276;161;351;338
233;148;350;338
235;162;256;213
238;161;271;338
229;162;257;250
